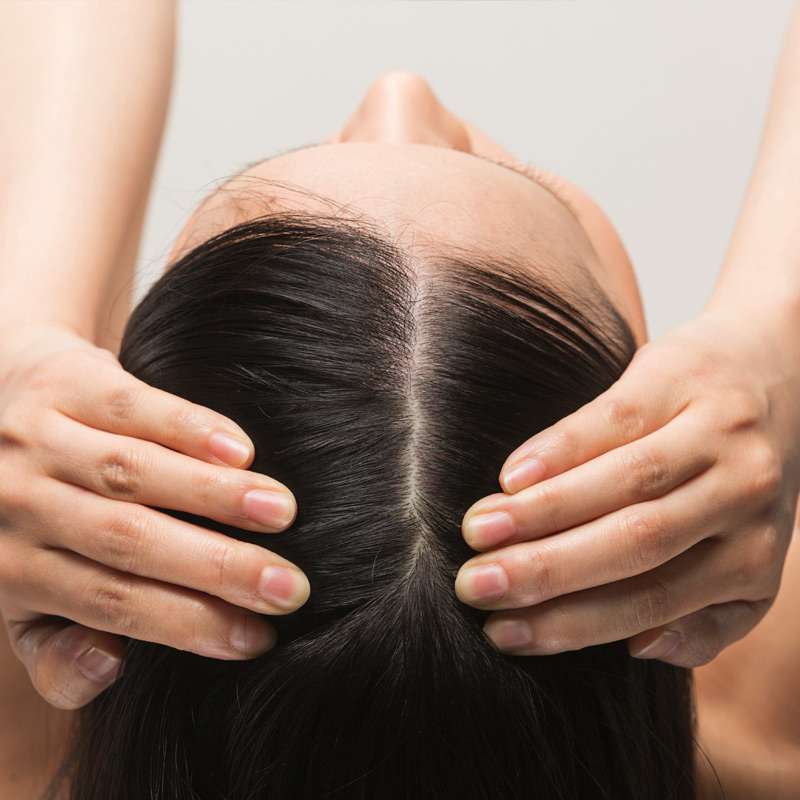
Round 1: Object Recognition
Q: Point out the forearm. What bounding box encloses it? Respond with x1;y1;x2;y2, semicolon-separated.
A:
710;3;800;317
0;0;175;345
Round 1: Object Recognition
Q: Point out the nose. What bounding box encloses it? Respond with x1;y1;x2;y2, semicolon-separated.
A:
332;71;472;151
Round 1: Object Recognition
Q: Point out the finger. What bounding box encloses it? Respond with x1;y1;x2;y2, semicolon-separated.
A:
37;410;296;533
480;536;771;655
53;357;256;468
463;409;715;550
5;615;124;710
457;468;729;610
627;598;773;668
9;546;279;660
29;477;310;616
498;349;685;491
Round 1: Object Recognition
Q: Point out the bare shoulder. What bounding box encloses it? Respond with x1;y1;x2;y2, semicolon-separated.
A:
695;690;800;800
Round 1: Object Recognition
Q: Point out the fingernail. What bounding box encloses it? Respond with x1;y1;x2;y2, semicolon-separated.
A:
208;430;252;467
230;617;276;656
463;511;515;549
484;618;533;652
258;565;309;611
243;489;296;529
630;630;682;660
75;646;121;684
505;439;539;467
500;457;546;493
457;563;509;603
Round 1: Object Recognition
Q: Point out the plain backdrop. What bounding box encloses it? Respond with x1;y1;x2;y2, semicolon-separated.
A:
135;0;795;339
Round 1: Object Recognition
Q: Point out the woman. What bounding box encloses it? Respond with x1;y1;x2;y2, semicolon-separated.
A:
1;2;799;798
41;119;800;799
58;167;695;800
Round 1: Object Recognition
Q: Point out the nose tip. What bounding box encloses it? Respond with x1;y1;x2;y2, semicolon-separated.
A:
365;70;440;104
336;71;471;151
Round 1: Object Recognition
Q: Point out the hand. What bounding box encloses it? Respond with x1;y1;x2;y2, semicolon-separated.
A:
455;306;800;667
0;324;309;709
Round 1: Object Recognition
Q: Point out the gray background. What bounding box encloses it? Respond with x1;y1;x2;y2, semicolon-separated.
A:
136;0;795;339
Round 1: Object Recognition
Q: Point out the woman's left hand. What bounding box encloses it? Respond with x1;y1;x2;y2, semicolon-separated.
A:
455;305;800;667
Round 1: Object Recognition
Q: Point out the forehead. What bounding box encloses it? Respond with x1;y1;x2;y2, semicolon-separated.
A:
174;142;599;290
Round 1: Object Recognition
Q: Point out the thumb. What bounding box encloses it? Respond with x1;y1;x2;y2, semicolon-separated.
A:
6;616;125;709
627;599;772;668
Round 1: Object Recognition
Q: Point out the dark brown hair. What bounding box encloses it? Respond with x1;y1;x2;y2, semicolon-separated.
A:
59;212;696;799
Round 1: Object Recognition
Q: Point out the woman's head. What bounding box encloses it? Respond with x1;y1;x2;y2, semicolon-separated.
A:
54;73;696;798
59;200;695;797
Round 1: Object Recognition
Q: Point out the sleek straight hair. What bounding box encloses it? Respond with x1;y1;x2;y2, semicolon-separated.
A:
58;212;696;799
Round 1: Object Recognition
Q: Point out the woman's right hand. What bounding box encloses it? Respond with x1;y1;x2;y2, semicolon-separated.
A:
0;323;310;710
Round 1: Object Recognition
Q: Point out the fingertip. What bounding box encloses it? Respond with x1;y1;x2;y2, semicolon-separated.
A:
504;431;546;467
229;616;277;658
208;430;255;468
499;456;547;494
35;625;124;709
483;616;534;653
75;645;123;685
242;488;297;532
462;492;508;521
628;629;682;660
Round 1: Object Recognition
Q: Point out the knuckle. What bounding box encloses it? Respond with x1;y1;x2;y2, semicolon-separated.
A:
603;397;645;440
529;481;562;529
102;509;151;573
185;599;230;655
684;350;718;385
621;509;669;572
24;353;67;392
629;579;671;631
104;385;141;423
619;447;670;498
742;442;782;506
734;527;782;587
542;427;574;455
629;341;654;365
0;404;31;445
96;448;147;497
207;540;238;593
165;402;204;437
517;546;556;604
718;387;765;432
191;466;230;508
81;575;137;635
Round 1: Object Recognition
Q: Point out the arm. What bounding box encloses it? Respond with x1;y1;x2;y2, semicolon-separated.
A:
694;3;800;792
0;0;175;784
0;0;174;350
709;1;800;318
456;0;800;699
0;0;308;728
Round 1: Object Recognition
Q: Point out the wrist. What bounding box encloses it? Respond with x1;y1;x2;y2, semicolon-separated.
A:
705;277;800;347
0;320;92;373
703;286;800;467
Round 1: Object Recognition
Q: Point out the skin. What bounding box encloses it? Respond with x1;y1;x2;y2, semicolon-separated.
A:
2;2;800;796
